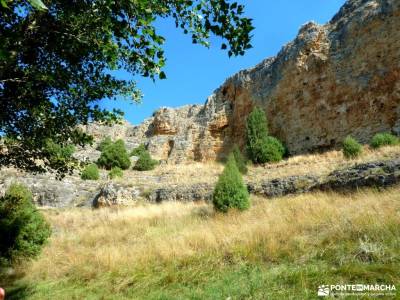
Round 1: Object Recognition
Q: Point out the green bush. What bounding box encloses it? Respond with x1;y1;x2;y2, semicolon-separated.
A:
131;144;147;156
133;150;158;171
212;154;250;213
370;133;399;149
43;139;75;170
246;107;285;164
231;145;248;174
97;139;131;170
81;163;100;180
248;136;285;164
0;184;51;264
246;107;268;162
97;137;113;151
342;136;362;159
108;167;123;179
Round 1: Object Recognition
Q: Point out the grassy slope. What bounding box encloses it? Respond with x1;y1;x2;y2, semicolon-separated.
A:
110;145;400;190
3;187;400;299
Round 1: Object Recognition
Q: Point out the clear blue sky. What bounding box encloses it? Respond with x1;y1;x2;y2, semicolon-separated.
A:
102;0;346;125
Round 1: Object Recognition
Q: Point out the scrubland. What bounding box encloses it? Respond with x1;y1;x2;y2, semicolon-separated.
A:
118;145;400;189
3;185;400;299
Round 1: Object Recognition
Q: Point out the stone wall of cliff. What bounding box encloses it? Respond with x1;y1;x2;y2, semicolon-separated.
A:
83;0;400;163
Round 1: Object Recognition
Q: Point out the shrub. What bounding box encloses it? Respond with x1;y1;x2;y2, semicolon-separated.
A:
97;139;131;170
370;133;399;149
231;145;248;174
43;139;75;170
131;144;146;157
133;150;158;171
109;167;123;179
249;136;285;164
246;107;285;164
81;163;100;180
342;136;362;159
246;107;268;162
97;137;113;151
0;184;51;264
212;154;250;213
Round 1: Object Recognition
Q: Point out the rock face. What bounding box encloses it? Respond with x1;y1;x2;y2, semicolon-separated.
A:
204;0;400;157
0;169;100;207
146;158;400;202
82;0;399;163
92;183;140;208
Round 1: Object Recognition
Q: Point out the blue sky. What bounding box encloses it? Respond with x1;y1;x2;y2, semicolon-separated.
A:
102;0;346;125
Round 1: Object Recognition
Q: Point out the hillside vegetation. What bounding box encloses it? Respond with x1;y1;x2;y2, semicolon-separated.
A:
3;186;400;299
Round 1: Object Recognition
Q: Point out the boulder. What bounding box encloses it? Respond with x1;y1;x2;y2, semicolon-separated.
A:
92;183;140;208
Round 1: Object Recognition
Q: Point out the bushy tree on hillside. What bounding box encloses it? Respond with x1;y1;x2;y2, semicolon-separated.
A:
81;163;100;180
108;167;123;180
43;139;76;176
246;107;285;164
0;0;253;175
0;184;51;264
246;107;268;150
213;154;250;213
97;139;131;170
131;144;147;157
342;136;362;159
231;145;248;174
134;150;158;171
254;136;286;163
370;133;399;149
97;137;113;152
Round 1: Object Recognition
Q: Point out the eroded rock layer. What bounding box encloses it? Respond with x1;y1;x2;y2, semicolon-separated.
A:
84;0;400;163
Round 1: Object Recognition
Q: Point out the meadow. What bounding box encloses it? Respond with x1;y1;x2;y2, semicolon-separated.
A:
3;186;400;299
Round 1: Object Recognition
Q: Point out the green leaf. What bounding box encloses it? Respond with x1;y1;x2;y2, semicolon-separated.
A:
0;0;8;8
28;0;48;10
159;71;166;80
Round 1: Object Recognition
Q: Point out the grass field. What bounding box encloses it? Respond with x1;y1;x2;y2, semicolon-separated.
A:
115;145;400;189
3;186;400;299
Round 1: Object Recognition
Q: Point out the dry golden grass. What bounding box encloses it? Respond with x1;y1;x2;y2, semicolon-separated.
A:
25;185;400;284
111;145;400;189
247;144;400;181
119;161;224;188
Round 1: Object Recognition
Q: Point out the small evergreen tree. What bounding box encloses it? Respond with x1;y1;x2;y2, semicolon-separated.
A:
231;145;248;174
97;139;131;170
0;184;51;264
246;107;285;164
342;136;362;159
81;163;100;180
133;150;158;171
246;107;268;162
370;133;399;149
212;154;250;213
131;144;147;157
97;137;113;151
258;136;285;163
109;167;123;179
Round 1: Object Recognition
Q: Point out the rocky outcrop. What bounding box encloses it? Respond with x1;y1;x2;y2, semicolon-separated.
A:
147;183;214;203
78;0;400;164
92;183;140;208
205;0;400;157
149;159;400;201
0;169;100;207
1;158;399;207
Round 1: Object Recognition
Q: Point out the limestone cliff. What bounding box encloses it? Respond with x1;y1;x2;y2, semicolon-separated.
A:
86;0;400;163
